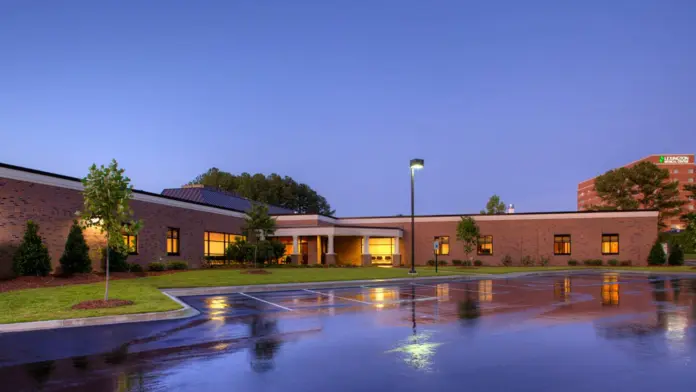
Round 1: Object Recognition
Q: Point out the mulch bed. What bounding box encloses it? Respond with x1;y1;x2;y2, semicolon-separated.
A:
71;299;134;310
0;271;180;294
240;269;272;275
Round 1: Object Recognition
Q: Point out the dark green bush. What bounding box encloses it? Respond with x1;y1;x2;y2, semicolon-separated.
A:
426;260;436;266
537;256;550;267
167;261;189;270
59;221;92;275
102;247;130;272
452;260;463;266
568;260;578;266
463;260;473;267
474;260;483;267
438;260;448;266
648;241;666;266
12;220;52;276
129;263;144;273
501;254;513;266
148;262;166;272
583;259;603;266
607;259;619;266
521;255;535;267
620;260;632;266
668;244;684;266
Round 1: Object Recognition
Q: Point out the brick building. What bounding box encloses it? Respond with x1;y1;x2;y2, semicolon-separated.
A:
577;154;695;230
0;162;659;278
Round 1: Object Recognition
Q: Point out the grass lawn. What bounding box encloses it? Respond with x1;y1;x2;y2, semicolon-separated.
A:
2;265;695;324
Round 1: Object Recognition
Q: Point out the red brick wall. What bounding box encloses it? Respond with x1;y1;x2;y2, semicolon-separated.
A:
346;214;658;266
0;178;245;277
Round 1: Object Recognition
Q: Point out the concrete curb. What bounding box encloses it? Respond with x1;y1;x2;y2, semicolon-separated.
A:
0;292;199;334
2;269;694;333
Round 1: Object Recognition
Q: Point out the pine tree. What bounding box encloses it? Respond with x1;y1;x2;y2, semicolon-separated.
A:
647;241;666;266
59;221;92;274
12;220;52;276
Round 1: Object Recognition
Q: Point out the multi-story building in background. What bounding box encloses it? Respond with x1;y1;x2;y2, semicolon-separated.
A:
578;154;696;230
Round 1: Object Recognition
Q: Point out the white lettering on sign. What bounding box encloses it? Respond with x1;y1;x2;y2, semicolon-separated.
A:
659;156;690;164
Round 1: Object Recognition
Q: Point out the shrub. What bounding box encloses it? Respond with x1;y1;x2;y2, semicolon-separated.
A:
148;262;166;272
463;260;473;267
452;259;463;266
167;261;189;270
620;260;632;266
501;254;513;267
102;247;130;272
538;256;550;267
648;241;666;266
59;221;92;275
568;259;578;266
438;260;448;266
607;259;619;266
426;260;436;266
668;244;684;266
129;263;144;273
474;260;483;266
12;221;52;276
583;259;603;266
520;255;535;267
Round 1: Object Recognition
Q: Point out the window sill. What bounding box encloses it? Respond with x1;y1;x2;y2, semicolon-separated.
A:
167;253;180;257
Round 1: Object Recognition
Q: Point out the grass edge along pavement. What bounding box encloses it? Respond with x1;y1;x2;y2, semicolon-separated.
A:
1;266;695;325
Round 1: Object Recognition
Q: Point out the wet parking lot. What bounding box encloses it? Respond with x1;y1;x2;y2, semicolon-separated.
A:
1;272;696;391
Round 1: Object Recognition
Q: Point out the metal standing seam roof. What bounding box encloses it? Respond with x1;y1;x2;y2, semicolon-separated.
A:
161;187;296;215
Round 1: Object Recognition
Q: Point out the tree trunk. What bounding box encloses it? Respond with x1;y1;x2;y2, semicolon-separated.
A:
104;235;110;301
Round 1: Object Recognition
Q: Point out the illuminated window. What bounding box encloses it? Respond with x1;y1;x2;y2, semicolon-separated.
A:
601;274;619;305
434;236;449;255
477;235;493;255
167;228;180;256
204;231;245;257
122;234;138;255
554;235;571;255
554;278;572;302
479;280;492;302
362;238;395;255
601;234;619;255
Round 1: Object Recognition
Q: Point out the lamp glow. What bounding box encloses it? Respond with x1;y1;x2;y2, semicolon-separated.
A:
409;158;424;170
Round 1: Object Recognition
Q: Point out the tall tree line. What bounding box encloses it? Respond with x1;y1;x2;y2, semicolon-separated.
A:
190;168;335;216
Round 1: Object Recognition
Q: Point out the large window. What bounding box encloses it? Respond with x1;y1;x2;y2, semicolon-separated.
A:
477;235;493;255
601;234;619;255
204;232;245;257
122;234;138;255
554;235;571;255
434;236;449;255
362;238;395;255
167;228;180;256
601;274;619;306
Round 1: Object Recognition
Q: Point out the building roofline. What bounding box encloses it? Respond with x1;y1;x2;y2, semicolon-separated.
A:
0;162;249;215
337;209;658;220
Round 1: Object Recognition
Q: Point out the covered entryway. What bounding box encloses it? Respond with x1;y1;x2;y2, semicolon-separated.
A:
271;226;404;267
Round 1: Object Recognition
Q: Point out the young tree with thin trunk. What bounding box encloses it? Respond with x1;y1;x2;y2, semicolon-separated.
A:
80;160;142;300
456;216;480;262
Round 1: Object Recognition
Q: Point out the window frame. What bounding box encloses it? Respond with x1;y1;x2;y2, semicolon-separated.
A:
553;234;572;256
167;227;180;256
122;233;138;255
601;234;620;255
434;236;450;255
204;231;245;257
477;235;494;256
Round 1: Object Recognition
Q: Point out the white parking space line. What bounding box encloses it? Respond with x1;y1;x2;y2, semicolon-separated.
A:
237;292;294;311
303;289;374;305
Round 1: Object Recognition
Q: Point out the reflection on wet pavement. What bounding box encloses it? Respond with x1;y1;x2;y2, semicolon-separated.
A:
1;273;696;391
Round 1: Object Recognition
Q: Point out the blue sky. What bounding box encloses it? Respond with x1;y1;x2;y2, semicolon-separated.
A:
1;0;694;216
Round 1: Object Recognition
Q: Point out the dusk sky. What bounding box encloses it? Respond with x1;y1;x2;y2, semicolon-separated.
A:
1;1;695;217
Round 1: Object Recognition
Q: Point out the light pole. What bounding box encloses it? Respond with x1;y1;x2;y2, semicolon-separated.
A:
409;158;424;275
